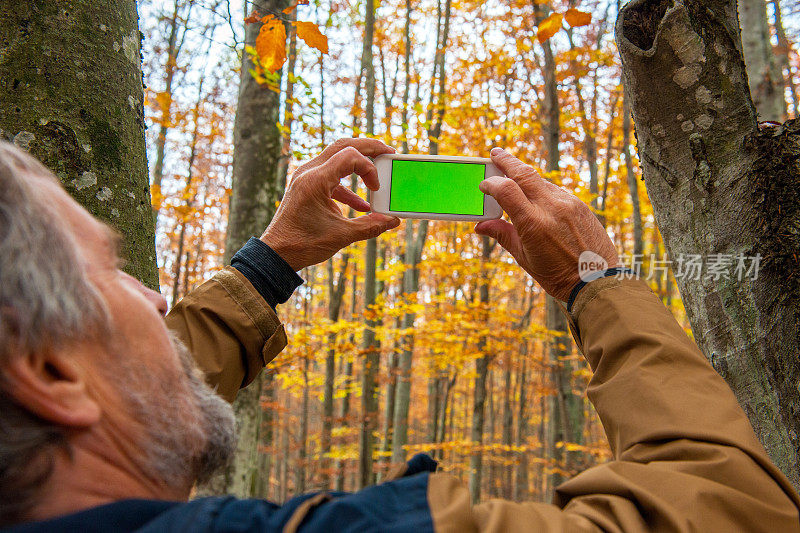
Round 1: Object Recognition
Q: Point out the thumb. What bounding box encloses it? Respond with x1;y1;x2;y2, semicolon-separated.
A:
475;219;523;260
479;176;534;226
346;213;401;242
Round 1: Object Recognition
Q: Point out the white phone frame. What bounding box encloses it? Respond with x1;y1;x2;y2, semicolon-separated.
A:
371;154;503;221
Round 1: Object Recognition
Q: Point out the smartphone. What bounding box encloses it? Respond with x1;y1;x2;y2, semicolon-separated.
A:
370;154;503;221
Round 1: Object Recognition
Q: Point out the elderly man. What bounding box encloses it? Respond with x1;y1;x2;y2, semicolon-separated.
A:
0;138;798;532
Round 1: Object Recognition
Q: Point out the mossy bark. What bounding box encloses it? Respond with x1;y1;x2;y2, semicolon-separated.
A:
618;0;800;490
0;1;158;289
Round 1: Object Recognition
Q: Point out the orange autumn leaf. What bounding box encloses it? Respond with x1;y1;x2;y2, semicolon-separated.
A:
256;15;287;73
283;0;309;14
565;8;592;28
537;13;563;43
293;21;329;54
244;10;261;24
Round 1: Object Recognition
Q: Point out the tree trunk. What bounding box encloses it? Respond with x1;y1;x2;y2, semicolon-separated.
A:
390;219;429;465
224;0;289;263
151;0;194;221
196;0;290;497
276;9;297;189
771;0;797;117
296;351;310;493
357;0;379;490
378;332;400;478
0;0;158;288
738;0;785;121
321;256;349;489
391;0;452;468
514;357;529;501
536;0;584;500
469;236;493;504
623;88;645;258
617;0;800;490
170;76;205;307
501;361;514;498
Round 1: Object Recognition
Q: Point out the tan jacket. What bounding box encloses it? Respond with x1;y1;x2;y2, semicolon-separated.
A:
166;267;800;531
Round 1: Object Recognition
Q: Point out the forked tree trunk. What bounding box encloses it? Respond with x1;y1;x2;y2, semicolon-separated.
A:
0;0;158;288
616;0;800;490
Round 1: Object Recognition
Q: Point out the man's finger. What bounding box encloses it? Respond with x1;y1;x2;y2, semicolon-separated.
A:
345;212;401;242
318;138;396;164
332;185;371;212
490;148;555;200
311;147;381;191
479;175;537;224
474;219;524;260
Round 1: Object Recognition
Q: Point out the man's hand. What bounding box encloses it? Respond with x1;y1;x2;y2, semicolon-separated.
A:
475;148;619;301
261;139;401;271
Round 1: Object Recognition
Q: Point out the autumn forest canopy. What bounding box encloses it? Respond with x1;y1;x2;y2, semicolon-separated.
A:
2;0;800;506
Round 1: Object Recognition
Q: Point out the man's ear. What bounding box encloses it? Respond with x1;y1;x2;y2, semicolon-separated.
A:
4;347;101;428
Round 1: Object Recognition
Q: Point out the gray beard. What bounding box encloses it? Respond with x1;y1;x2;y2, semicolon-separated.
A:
115;331;237;490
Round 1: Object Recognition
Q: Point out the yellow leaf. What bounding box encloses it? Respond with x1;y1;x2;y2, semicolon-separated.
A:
564;8;592;28
256;15;287;73
293;21;329;54
537;13;563;43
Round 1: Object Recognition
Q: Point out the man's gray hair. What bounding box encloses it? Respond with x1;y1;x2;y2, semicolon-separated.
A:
0;141;107;526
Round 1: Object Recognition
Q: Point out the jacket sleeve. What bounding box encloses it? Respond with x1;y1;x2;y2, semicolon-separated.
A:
165;266;288;403
427;278;800;532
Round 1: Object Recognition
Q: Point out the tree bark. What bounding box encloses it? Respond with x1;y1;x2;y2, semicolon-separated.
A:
390;0;452;468
0;0;158;288
617;0;800;490
196;0;290;497
276;9;297;189
535;0;584;500
151;0;195;221
321;255;349;489
223;0;289;263
623;88;645;258
357;0;379;490
468;236;493;503
738;0;785;121
771;0;797;117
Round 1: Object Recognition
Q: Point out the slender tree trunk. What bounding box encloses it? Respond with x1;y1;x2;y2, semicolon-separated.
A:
296;352;310;493
391;0;452;468
0;0;158;288
501;361;514;499
152;0;194;221
224;0;290;263
279;405;290;502
321;256;349;489
469;236;493;503
276;9;297;189
623;87;644;258
739;0;785;121
617;0;800;490
170;77;205;307
378;331;400;478
514;357;529;501
357;0;379;489
196;0;290;497
771;0;797;117
535;0;583;501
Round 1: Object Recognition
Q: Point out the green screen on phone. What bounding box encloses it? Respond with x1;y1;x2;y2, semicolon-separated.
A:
389;160;486;215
